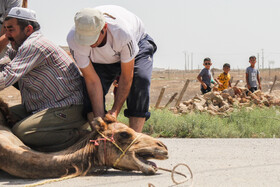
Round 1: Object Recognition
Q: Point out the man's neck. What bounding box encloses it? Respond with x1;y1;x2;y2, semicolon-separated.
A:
97;32;107;48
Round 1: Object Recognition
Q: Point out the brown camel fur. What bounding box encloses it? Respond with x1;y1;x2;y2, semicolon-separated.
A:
0;99;168;179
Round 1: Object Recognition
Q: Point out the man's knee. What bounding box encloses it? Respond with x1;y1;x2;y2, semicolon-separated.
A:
133;75;151;89
13;127;80;151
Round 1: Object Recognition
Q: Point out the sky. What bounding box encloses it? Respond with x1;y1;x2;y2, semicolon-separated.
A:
28;0;280;70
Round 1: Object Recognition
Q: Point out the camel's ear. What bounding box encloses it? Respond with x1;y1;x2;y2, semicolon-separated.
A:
89;117;108;132
103;113;117;124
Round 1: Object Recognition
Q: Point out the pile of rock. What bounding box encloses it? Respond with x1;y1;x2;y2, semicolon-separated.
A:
169;87;280;115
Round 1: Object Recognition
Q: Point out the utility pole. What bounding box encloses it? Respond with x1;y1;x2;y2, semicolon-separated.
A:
187;54;190;71
183;51;187;72
261;49;264;69
191;52;193;71
257;53;260;70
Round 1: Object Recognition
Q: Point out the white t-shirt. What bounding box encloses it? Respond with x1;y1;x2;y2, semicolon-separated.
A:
67;5;146;68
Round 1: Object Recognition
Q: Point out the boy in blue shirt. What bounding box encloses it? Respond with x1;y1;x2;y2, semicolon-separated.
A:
197;57;215;94
246;56;261;93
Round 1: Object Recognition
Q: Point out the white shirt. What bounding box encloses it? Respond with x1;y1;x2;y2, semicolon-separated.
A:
67;5;146;68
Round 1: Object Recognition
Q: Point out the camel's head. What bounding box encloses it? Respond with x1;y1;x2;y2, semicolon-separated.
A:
90;115;168;175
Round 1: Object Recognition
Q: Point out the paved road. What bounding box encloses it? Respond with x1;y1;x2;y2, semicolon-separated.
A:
1;138;280;187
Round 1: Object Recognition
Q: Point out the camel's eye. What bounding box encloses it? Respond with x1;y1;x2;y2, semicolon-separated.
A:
119;132;131;139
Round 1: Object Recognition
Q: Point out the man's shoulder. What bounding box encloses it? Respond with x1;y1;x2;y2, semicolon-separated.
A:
107;24;132;43
20;31;65;55
96;5;131;16
24;32;53;49
67;27;76;48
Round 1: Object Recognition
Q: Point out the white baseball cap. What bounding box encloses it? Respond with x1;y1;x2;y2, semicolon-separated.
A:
7;7;37;22
74;8;105;46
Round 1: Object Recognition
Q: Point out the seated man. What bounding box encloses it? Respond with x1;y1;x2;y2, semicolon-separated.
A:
0;7;87;152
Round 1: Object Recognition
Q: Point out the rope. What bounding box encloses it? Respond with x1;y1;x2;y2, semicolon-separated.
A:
24;175;77;187
113;134;142;167
151;163;194;186
157;167;186;178
171;163;193;185
94;129;142;168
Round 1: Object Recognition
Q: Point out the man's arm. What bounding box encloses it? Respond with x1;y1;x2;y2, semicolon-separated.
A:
109;59;134;117
0;39;41;90
197;74;207;89
80;63;105;118
214;77;222;87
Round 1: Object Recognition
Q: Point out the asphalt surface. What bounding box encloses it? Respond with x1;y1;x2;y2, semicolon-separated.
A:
1;138;280;187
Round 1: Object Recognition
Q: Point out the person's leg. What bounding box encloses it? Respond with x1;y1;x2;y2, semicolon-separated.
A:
129;117;146;132
206;86;212;93
12;105;88;152
125;34;157;132
9;104;30;121
249;87;257;93
8;104;30;127
201;86;206;94
201;85;211;95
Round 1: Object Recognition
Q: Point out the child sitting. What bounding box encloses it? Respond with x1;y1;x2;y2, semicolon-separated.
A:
215;63;232;91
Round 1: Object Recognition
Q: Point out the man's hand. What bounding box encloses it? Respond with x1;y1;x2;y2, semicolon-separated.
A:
107;110;118;121
0;34;9;53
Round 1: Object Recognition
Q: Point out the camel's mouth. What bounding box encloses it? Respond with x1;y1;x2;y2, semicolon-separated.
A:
134;148;168;175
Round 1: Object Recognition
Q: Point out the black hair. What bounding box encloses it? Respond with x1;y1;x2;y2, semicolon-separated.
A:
223;63;230;68
4;17;40;32
203;57;211;63
249;56;256;60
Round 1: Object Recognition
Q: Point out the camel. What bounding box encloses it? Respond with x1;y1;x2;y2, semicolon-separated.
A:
0;98;168;179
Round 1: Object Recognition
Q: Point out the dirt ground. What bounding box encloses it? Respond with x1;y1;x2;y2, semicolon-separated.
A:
0;69;279;108
150;69;280;108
